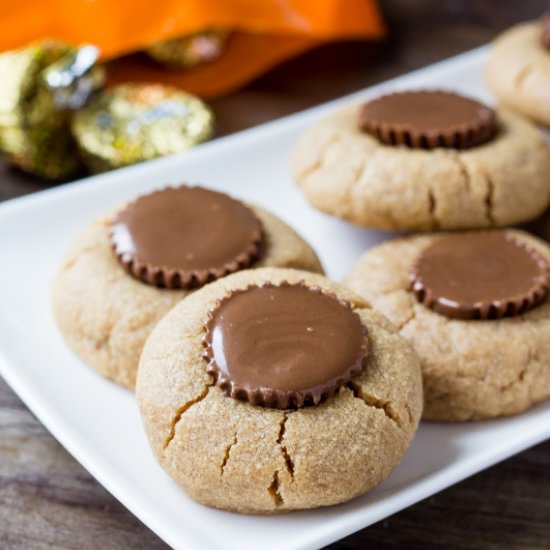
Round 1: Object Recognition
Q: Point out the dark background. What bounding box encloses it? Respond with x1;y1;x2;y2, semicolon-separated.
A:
1;1;549;548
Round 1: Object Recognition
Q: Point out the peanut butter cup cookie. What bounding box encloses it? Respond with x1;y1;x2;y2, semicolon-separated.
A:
486;14;550;126
292;90;550;231
136;267;422;513
52;186;322;389
344;230;550;421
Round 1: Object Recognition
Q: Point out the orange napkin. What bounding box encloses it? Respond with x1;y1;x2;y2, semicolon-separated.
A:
0;0;385;97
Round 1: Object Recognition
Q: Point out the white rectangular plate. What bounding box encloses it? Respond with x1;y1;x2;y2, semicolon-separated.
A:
1;46;549;550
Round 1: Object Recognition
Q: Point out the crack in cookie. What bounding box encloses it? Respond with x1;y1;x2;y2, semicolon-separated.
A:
346;383;402;429
514;64;534;92
484;173;495;226
220;432;238;476
267;471;284;507
427;188;440;231
277;413;295;479
295;132;341;181
163;385;212;449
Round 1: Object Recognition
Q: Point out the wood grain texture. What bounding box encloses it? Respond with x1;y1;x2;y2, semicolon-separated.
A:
1;1;550;548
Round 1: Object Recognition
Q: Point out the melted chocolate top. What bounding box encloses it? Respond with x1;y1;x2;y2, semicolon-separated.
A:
359;91;496;149
411;232;550;320
110;186;263;288
204;283;369;408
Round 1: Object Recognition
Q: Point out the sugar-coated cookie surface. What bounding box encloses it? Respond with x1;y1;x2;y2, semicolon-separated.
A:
136;268;422;514
292;104;550;231
344;230;550;421
486;22;550;126
52;205;322;389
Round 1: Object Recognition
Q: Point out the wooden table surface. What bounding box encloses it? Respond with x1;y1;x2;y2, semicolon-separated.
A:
2;1;550;548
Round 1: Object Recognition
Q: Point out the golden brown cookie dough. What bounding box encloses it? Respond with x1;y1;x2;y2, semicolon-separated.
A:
291;103;550;231
344;229;550;421
52;201;322;389
136;268;422;514
486;21;550;127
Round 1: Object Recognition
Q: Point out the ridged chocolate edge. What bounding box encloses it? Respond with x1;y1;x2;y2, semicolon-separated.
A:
202;281;370;409
109;185;264;289
409;233;550;320
359;90;497;150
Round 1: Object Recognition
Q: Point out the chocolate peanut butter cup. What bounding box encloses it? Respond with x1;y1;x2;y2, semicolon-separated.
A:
410;232;550;320
203;282;369;409
541;13;550;49
110;186;263;289
359;91;497;149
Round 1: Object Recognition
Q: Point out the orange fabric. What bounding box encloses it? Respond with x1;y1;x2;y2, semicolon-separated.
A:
107;33;326;98
0;0;385;97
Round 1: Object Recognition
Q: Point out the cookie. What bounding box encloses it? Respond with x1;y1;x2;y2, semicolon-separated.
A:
136;267;422;513
486;17;550;127
291;91;550;231
344;229;550;421
52;186;323;389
